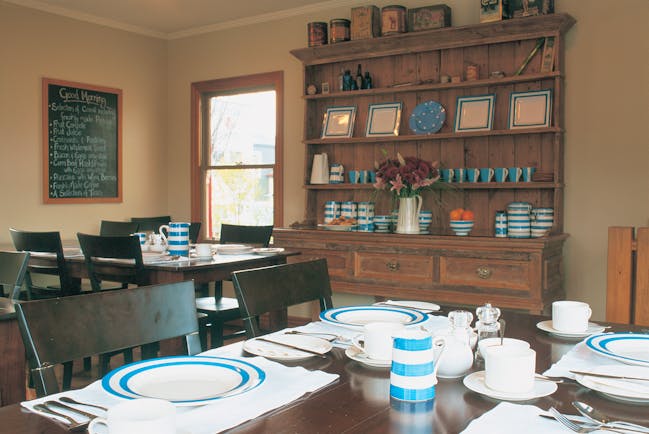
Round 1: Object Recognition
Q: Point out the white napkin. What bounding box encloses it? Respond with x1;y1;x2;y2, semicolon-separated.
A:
22;353;338;434
543;340;622;379
460;402;583;434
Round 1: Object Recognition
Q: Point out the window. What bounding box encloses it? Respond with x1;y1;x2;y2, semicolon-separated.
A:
191;72;283;239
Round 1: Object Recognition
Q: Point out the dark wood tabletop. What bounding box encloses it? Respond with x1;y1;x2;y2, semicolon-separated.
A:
1;309;648;433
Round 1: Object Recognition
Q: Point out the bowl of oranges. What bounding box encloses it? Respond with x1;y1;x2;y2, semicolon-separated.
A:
449;208;474;236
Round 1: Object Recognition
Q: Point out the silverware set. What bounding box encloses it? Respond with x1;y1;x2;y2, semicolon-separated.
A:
545;403;649;434
33;396;107;431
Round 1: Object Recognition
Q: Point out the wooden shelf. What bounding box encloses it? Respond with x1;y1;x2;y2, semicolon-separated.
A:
304;182;562;190
304;71;561;100
305;127;562;145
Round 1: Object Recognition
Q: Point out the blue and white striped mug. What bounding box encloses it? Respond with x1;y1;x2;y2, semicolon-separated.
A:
390;330;446;402
159;222;190;256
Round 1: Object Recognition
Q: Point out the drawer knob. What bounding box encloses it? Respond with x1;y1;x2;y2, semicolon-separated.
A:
476;266;492;279
386;261;400;272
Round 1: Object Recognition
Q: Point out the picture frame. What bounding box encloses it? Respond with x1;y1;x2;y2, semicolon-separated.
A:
454;94;495;132
365;102;402;137
322;106;356;138
508;89;552;129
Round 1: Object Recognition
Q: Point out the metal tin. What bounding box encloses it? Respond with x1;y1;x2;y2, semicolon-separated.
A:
381;5;407;36
308;22;328;47
330;19;351;43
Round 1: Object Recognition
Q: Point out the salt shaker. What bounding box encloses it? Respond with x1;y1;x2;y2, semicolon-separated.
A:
474;303;502;365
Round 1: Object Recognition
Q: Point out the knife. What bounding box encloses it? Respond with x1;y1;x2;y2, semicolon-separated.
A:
254;337;328;358
570;370;649;382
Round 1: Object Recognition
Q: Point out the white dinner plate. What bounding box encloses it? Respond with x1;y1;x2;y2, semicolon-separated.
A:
374;300;441;313
573;364;649;404
319;306;428;330
216;244;253;255
585;333;649;366
243;334;332;360
101;356;265;406
463;371;557;401
252;247;285;256
345;346;391;368
536;320;606;338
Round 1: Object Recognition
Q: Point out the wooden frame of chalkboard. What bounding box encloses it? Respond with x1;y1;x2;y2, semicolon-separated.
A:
42;78;123;203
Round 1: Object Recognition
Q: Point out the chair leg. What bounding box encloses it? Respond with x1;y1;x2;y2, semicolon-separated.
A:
123;348;133;364
98;355;110;377
83;356;91;371
62;361;73;391
198;316;209;351
210;320;224;348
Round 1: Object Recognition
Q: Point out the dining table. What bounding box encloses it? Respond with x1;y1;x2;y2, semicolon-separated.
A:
2;306;649;433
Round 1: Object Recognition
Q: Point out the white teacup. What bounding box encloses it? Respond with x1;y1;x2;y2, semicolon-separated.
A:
352;322;405;361
477;337;530;359
552;300;592;332
195;243;213;258
484;346;536;394
88;398;176;434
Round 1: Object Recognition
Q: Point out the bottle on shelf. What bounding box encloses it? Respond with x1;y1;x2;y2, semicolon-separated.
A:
362;71;372;89
355;64;364;90
338;68;345;91
342;70;353;91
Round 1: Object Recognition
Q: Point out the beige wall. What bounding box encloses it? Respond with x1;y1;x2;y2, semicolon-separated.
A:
1;0;647;319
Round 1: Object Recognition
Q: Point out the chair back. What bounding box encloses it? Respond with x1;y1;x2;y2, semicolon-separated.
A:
100;220;139;236
0;251;30;299
220;224;273;247
77;233;146;291
130;216;171;233
189;222;202;243
16;280;201;397
232;258;333;337
9;228;77;298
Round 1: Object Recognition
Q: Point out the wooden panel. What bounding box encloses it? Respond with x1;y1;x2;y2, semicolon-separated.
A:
606;227;634;323
440;257;531;291
354;252;433;284
0;315;25;406
634;228;649;326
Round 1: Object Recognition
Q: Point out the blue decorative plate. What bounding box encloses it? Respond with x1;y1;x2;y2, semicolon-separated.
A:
102;356;265;405
409;100;446;134
585;333;649;367
319;306;428;330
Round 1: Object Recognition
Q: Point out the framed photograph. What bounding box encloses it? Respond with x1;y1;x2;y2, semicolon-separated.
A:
322;106;356;138
365;102;402;137
454;94;495;132
508;89;552;129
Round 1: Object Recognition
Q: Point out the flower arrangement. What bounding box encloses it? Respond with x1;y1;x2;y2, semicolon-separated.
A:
373;153;440;198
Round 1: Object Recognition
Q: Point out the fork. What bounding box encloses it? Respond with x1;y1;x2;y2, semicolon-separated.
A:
549;407;627;433
33;403;87;431
284;330;350;343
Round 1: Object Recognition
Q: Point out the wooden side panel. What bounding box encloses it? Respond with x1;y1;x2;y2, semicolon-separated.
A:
634;227;649;325
606;227;634;323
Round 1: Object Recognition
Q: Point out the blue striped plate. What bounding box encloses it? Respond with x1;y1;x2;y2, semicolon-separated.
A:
585;333;649;367
102;356;265;406
319;306;428;330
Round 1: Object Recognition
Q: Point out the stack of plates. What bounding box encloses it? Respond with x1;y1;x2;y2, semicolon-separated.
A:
216;244;253;255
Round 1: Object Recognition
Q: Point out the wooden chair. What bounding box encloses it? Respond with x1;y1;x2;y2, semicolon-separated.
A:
232;258;333;338
195;224;273;348
0;251;30;300
189;222;202;243
9;228;79;299
606;226;649;326
99;220;139;236
15;280;202;397
130;215;171;233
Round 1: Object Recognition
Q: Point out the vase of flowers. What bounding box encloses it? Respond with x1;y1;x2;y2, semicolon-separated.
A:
374;153;440;234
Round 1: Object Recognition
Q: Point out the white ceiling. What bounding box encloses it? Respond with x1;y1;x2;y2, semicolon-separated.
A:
5;0;360;39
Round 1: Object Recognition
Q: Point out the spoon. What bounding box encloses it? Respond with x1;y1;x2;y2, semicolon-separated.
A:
33;404;87;431
572;401;649;433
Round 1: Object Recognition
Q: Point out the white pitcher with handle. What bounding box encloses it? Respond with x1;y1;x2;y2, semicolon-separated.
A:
310;153;329;184
159;222;190;257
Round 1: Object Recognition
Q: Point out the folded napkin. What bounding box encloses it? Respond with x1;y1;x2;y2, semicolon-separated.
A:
460;402;585;434
543;340;622;379
22;353;339;434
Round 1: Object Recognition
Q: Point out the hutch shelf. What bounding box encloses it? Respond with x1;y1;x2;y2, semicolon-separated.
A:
275;13;576;313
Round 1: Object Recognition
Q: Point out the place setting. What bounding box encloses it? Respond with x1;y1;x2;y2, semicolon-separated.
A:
536;300;608;339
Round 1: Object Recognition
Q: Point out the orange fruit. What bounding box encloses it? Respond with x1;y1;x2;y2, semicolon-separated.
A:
449;208;464;220
461;210;475;220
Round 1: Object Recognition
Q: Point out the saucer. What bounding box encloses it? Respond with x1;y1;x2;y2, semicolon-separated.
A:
463;371;557;401
345;346;391;368
536;320;606;338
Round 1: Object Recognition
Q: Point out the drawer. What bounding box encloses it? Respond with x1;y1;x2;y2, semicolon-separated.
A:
354;252;433;284
440;257;531;291
290;248;350;278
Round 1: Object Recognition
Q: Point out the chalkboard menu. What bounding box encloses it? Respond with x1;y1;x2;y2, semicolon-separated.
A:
43;78;122;203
